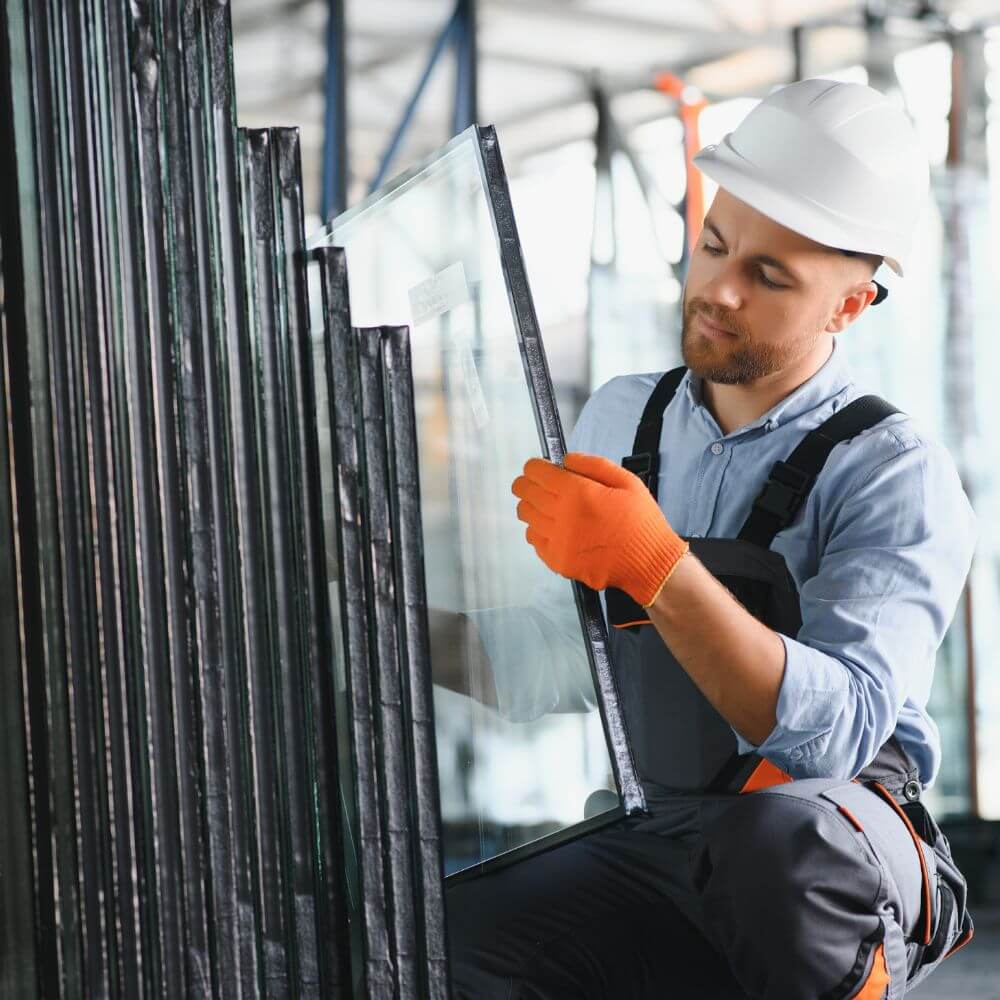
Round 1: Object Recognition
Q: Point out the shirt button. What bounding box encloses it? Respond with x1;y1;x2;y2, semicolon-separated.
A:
789;748;803;761
711;443;724;455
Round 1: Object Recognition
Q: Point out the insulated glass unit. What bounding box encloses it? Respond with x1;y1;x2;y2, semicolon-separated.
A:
312;126;642;877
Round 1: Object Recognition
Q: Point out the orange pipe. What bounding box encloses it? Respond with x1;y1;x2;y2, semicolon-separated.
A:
655;72;708;252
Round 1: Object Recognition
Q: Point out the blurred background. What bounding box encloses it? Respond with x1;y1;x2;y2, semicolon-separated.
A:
233;2;1000;993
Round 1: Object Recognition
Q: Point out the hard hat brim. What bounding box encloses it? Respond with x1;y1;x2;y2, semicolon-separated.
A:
693;142;905;277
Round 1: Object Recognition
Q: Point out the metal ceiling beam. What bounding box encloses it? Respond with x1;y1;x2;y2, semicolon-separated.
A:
483;0;766;45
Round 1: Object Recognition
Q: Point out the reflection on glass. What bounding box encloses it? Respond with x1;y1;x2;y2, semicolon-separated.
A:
311;129;620;874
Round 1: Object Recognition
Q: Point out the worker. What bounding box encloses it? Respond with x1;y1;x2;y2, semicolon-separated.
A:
445;79;977;998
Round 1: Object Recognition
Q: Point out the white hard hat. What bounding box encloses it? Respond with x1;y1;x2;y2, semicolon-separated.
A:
692;78;929;277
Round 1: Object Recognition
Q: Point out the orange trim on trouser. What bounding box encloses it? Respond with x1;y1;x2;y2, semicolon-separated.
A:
868;782;933;946
853;942;890;1000
613;619;651;630
944;926;974;959
837;804;865;834
739;758;794;794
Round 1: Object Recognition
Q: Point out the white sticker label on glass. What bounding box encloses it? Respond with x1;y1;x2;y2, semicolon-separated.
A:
450;330;490;430
461;348;490;429
408;262;469;326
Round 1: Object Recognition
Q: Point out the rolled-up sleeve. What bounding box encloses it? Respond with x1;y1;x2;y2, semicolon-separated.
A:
464;590;599;722
735;436;977;780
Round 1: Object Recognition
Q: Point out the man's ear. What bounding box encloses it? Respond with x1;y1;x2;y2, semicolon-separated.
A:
825;283;877;333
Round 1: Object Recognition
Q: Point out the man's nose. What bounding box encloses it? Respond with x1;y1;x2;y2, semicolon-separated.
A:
698;265;744;313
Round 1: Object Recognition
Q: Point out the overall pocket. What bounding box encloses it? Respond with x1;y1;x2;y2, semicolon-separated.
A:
899;800;974;989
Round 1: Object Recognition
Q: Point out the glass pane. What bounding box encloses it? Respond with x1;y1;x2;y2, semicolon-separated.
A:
311;129;622;874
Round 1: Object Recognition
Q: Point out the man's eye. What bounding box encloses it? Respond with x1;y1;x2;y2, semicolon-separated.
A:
758;270;788;290
703;243;724;255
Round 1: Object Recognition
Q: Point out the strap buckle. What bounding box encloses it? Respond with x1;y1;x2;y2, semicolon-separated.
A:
622;452;656;492
753;460;815;520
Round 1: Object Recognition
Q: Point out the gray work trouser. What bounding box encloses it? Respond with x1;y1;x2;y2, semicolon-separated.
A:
446;779;971;999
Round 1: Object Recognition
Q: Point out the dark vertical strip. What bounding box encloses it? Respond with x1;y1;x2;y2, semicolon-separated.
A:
46;0;112;991
252;125;317;996
64;0;157;992
474;125;646;815
0;259;39;1000
791;24;806;83
156;0;220;991
203;4;265;993
321;0;347;221
312;247;394;999
271;126;352;997
70;4;118;992
356;327;420;998
452;0;478;135
0;7;39;986
381;327;451;1000
7;0;84;992
238;127;292;998
124;2;192;994
107;0;166;989
173;2;245;997
93;0;148;991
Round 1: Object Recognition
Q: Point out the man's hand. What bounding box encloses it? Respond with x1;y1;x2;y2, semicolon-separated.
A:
511;452;689;607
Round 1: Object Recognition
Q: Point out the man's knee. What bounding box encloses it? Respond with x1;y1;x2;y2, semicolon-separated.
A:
692;782;894;998
695;781;878;911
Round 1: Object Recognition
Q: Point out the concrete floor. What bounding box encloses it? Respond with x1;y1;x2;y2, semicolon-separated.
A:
909;906;1000;998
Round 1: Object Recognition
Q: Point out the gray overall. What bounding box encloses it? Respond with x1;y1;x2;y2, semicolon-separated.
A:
447;367;973;999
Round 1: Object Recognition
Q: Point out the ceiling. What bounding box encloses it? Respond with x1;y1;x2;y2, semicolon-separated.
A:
231;0;1000;215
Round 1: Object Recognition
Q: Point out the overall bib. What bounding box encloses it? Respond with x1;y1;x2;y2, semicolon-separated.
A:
603;366;974;995
446;367;974;999
605;365;914;797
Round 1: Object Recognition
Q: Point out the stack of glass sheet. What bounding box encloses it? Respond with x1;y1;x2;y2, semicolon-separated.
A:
1;1;450;996
2;0;643;995
311;126;645;887
312;249;449;999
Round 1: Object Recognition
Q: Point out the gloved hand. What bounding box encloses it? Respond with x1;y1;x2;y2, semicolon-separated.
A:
511;452;689;608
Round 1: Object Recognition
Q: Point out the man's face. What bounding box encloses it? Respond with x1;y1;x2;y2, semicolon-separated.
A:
681;188;875;385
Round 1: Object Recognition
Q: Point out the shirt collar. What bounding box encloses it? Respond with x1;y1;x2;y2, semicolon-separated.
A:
683;337;853;437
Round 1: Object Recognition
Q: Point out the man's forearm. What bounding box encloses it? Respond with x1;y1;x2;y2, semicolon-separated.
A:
426;608;498;709
645;551;786;746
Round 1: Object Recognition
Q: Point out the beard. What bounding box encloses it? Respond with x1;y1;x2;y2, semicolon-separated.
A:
680;295;815;386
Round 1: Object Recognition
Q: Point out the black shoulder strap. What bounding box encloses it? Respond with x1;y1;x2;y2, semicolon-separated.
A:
618;370;900;550
737;395;900;548
622;366;687;496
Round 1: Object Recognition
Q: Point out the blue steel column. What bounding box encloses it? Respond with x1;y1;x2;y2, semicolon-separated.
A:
791;24;806;81
365;0;477;196
321;0;347;220
453;0;478;135
369;6;460;194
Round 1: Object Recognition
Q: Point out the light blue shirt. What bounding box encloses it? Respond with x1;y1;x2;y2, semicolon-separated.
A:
473;338;976;788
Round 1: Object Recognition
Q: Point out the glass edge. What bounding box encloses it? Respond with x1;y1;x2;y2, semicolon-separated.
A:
443;805;626;885
470;124;647;815
307;124;482;250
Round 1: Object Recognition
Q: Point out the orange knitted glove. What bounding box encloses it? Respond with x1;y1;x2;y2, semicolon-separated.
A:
512;452;689;607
